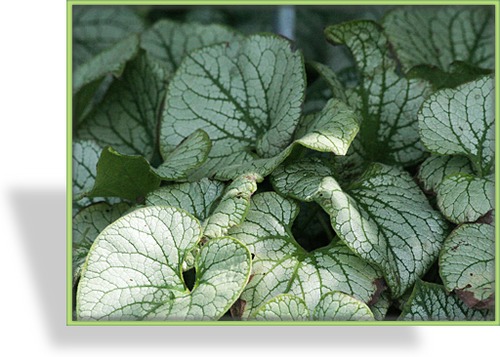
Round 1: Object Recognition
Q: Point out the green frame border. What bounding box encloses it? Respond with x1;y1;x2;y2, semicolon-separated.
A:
67;0;500;326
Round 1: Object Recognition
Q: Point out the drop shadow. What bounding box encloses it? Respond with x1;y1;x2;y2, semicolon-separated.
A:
11;187;419;349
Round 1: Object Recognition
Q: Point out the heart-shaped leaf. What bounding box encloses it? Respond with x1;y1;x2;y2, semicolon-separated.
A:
272;160;450;298
439;223;495;309
160;34;306;177
77;206;252;320
228;192;383;319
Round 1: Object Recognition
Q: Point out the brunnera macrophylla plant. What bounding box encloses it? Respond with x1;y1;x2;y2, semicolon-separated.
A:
71;5;496;322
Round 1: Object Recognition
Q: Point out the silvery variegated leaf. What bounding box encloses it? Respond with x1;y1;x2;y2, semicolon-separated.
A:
418;155;474;192
251;292;374;321
77;206;252;320
325;20;433;167
141;19;242;75
213;98;360;180
228;192;384;319
77;52;167;161
439;224;495;309
72;6;144;69
72;202;131;277
400;281;493;321
383;7;495;72
161;34;306;178
436;173;494;224
272;160;449;298
418;76;494;177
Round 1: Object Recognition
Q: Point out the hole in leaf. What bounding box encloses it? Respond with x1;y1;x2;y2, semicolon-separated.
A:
291;201;336;252
255;176;274;194
182;267;196;291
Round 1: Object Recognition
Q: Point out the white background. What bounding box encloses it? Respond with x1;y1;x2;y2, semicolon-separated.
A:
0;0;497;355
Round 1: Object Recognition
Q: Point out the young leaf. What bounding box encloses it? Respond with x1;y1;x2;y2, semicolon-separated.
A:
77;206;251;320
399;281;493;321
72;202;131;276
383;7;495;72
418;155;474;192
85;147;161;202
146;175;258;239
325;20;433;166
160;34;306;176
418;76;494;177
77;52;167;161
228;192;383;319
439;224;495;309
73;34;139;94
436;173;494;224
73;6;144;69
203;174;258;238
140;19;242;75
272;160;450;298
153;129;212;181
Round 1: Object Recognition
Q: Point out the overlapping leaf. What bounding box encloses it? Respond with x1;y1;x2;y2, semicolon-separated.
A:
252;292;374;321
383;7;495;72
77;52;167;161
73;35;140;95
399;281;493;321
160;34;306;178
77;206;252;320
85;147;161;202
325;20;433;166
272;160;449;298
228;192;383;319
418;76;494;177
141;19;242;75
145;175;258;239
153;129;212;180
145;178;226;221
418;155;474;192
436;173;494;224
73;6;144;69
439;224;495;309
214;98;359;180
72;202;131;276
73;140;101;200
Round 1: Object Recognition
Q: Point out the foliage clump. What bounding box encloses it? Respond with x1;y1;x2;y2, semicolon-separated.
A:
72;5;495;322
